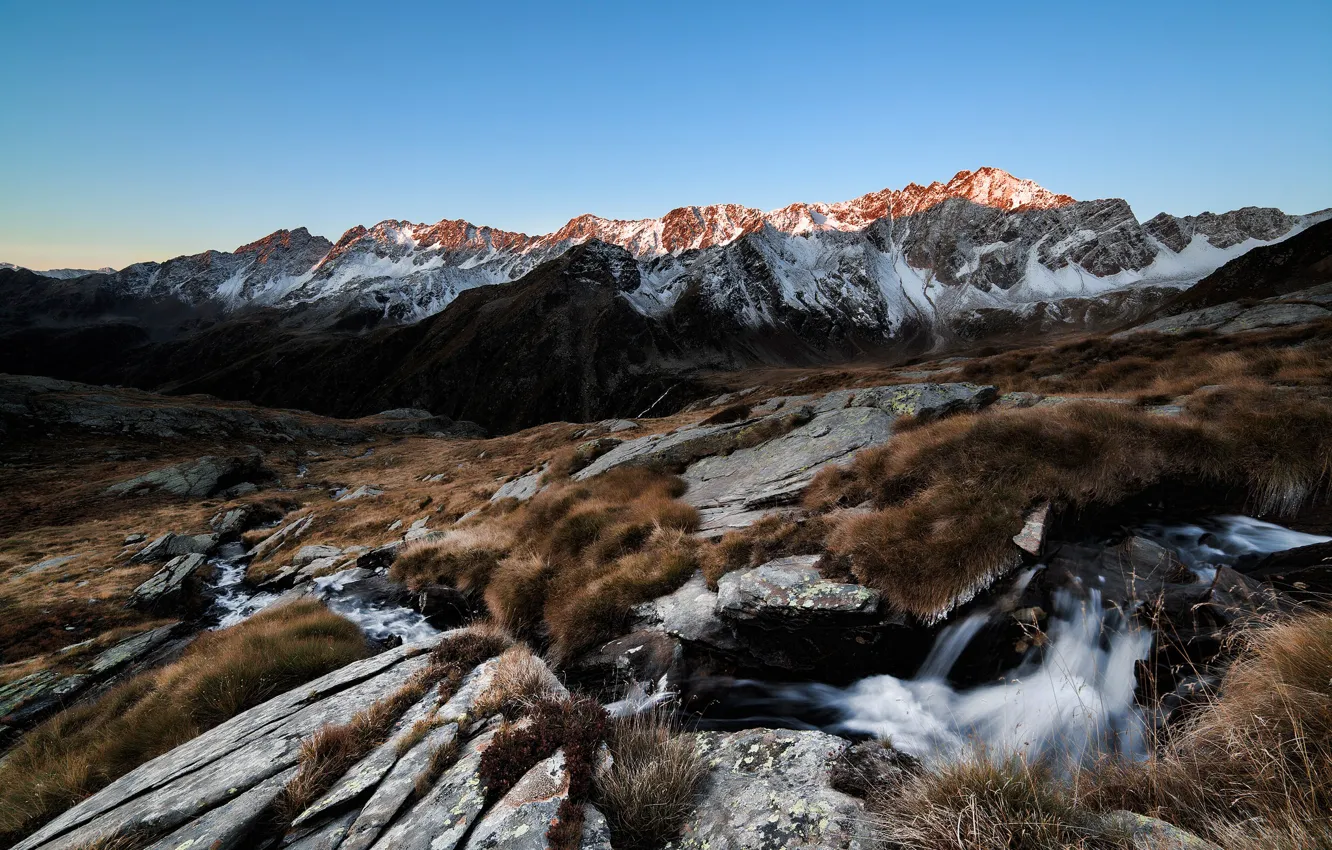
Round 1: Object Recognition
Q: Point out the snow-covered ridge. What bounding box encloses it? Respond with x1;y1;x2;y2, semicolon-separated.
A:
6;168;1326;341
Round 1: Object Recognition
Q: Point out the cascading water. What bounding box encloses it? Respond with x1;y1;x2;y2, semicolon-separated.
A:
1138;514;1329;581
205;549;438;643
311;570;438;644
835;590;1150;764
208;544;281;628
699;514;1328;766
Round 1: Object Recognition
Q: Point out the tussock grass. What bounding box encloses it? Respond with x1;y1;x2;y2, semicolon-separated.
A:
414;737;460;799
0;600;369;845
699;402;752;425
392;468;701;660
596;711;705;850
389;525;511;592
701;514;831;587
950;320;1332;399
872;757;1132;850
1088;609;1332;848
812;387;1332;621
473;645;564;719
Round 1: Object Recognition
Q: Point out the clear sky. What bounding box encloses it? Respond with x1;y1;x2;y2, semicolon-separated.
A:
2;0;1329;270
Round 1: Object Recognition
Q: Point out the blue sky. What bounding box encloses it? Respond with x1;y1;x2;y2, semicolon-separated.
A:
1;0;1328;269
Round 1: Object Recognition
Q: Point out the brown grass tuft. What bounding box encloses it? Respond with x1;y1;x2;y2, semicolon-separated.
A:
483;552;554;635
596;711;705;850
815;387;1332;621
1088;609;1332;848
699;402;752;425
0;600;369;845
952;320;1332;399
473;645;564;720
872;757;1131;850
389;525;511;591
543;528;700;661
414;737;460;799
403;468;701;659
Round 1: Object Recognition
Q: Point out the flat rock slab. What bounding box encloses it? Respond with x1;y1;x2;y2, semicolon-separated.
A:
675;728;871;850
491;467;546;502
14;641;434;850
681;383;996;532
87;623;180;676
0;670;89;726
367;729;496;850
681;406;894;521
717;556;880;622
633;572;740;655
573;421;751;481
577;382;994;492
1217;301;1330;333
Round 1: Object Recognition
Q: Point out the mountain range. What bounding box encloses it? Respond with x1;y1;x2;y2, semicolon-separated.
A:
2;167;1328;431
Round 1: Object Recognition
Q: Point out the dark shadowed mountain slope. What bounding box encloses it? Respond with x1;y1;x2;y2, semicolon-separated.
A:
1153;217;1332;316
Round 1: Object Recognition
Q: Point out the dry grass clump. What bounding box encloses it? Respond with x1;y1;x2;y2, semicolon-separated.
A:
701;514;831;587
393;468;701;660
699;402;752;425
1088;609;1332;848
951;320;1332;398
813;387;1332;621
872;757;1131;850
596;711;705;850
473;645;564;719
543;527;700;661
545;437;622;479
414;737;460;799
389;525;512;592
484;552;555;635
0;600;369;844
69;830;157;850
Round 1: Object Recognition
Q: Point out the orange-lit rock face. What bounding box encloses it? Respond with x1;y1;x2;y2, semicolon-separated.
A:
234;229;296;264
308;167;1077;270
528;167;1075;257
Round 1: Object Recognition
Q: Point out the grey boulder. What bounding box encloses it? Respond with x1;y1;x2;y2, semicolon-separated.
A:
130;532;219;563
676;728;872;850
128;553;213;613
107;454;269;499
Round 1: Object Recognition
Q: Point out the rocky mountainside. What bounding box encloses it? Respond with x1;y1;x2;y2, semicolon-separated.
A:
9;169;1326;339
2;168;1328;432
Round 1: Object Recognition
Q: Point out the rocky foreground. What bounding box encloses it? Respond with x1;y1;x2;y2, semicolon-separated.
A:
11;632;872;850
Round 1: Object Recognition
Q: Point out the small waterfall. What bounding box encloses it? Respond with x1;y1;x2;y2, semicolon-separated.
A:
915;610;990;680
312;570;439;644
697;514;1324;764
205;551;439;644
835;590;1151;765
208;545;281;629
